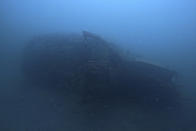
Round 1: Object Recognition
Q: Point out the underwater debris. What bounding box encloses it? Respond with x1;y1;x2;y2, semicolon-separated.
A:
23;31;181;110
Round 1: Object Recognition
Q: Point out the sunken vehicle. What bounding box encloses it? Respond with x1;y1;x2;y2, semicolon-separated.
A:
23;31;180;110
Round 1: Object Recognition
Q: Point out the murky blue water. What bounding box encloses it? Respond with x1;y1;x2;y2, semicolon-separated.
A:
1;0;196;130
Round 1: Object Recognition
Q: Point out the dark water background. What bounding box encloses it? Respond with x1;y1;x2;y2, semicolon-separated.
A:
1;0;196;130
